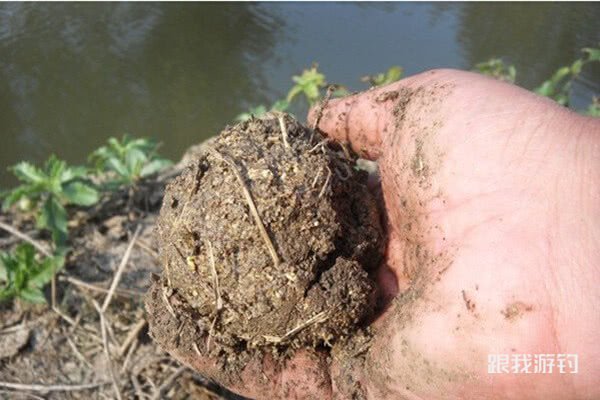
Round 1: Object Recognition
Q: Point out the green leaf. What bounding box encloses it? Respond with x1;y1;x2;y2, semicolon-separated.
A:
361;66;404;86
140;158;172;177
0;250;17;275
555;93;569;106
45;155;66;181
331;86;350;98
28;258;57;288
551;66;571;84
271;100;289;112
127;137;157;154
60;166;88;183
535;81;555;97
571;59;584;75
0;255;7;282
2;186;31;210
62;181;100;206
19;287;46;304
585;97;600;117
286;86;303;103
235;105;268;122
0;244;62;304
0;288;16;303
89;147;113;169
287;66;326;105
508;66;517;82
51;247;67;271
583;47;600;62
473;59;515;83
125;148;148;180
91;135;171;189
15;243;36;269
107;157;129;178
38;196;68;244
108;137;126;157
11;162;46;184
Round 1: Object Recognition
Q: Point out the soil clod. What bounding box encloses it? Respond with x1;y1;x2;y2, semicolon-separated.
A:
146;113;383;377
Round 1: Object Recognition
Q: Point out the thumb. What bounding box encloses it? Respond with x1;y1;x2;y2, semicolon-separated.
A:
307;81;417;161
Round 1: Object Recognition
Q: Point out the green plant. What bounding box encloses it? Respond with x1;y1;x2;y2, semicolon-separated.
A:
361;66;404;87
2;156;99;244
473;58;516;83
0;243;64;304
235;99;290;122
286;65;327;106
90;135;172;188
535;46;600;106
586;97;600;117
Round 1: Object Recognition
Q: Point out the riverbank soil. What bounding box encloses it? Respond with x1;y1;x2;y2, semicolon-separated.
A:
0;159;241;399
146;114;383;389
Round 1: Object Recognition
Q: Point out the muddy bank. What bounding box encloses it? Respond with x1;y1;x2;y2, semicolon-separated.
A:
0;145;240;399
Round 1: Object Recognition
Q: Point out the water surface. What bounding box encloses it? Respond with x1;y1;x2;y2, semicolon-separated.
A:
1;2;598;186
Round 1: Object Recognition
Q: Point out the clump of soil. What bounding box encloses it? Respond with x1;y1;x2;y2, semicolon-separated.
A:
146;113;382;366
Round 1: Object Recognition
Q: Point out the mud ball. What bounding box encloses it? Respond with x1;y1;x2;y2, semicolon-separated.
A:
151;113;383;352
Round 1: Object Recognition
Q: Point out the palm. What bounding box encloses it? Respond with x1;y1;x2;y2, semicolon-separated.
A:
321;70;600;400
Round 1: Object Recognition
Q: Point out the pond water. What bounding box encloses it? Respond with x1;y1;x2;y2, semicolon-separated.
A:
1;2;599;187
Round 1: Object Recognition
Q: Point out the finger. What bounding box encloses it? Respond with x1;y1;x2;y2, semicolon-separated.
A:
307;80;420;161
170;345;332;399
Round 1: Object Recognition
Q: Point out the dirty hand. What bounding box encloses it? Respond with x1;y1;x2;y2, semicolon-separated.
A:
167;70;600;400
302;69;600;400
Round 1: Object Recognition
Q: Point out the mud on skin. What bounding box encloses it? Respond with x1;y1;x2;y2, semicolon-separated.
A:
145;113;384;383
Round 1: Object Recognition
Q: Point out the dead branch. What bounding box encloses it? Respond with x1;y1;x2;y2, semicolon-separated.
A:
101;225;141;313
0;221;52;257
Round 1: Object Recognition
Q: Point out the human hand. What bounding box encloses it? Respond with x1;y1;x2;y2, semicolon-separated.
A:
303;69;600;399
151;69;600;399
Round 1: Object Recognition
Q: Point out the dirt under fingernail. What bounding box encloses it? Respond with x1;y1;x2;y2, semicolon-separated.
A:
145;112;383;383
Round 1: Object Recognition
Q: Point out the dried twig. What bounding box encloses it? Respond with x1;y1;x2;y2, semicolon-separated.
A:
66;336;93;369
120;337;138;373
206;314;219;353
60;275;142;298
318;167;332;198
134;239;159;259
311;85;336;131
0;381;109;393
52;306;77;326
309;138;330;154
130;374;147;400
101;225;141;313
263;311;329;344
206;241;222;311
206;234;224;355
311;167;324;189
193;341;202;356
118;319;147;357
51;276;57;309
277;114;290;149
161;286;177;319
150;366;187;400
164;260;173;287
92;300;123;400
207;147;280;267
0;221;52;256
0;315;54;334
